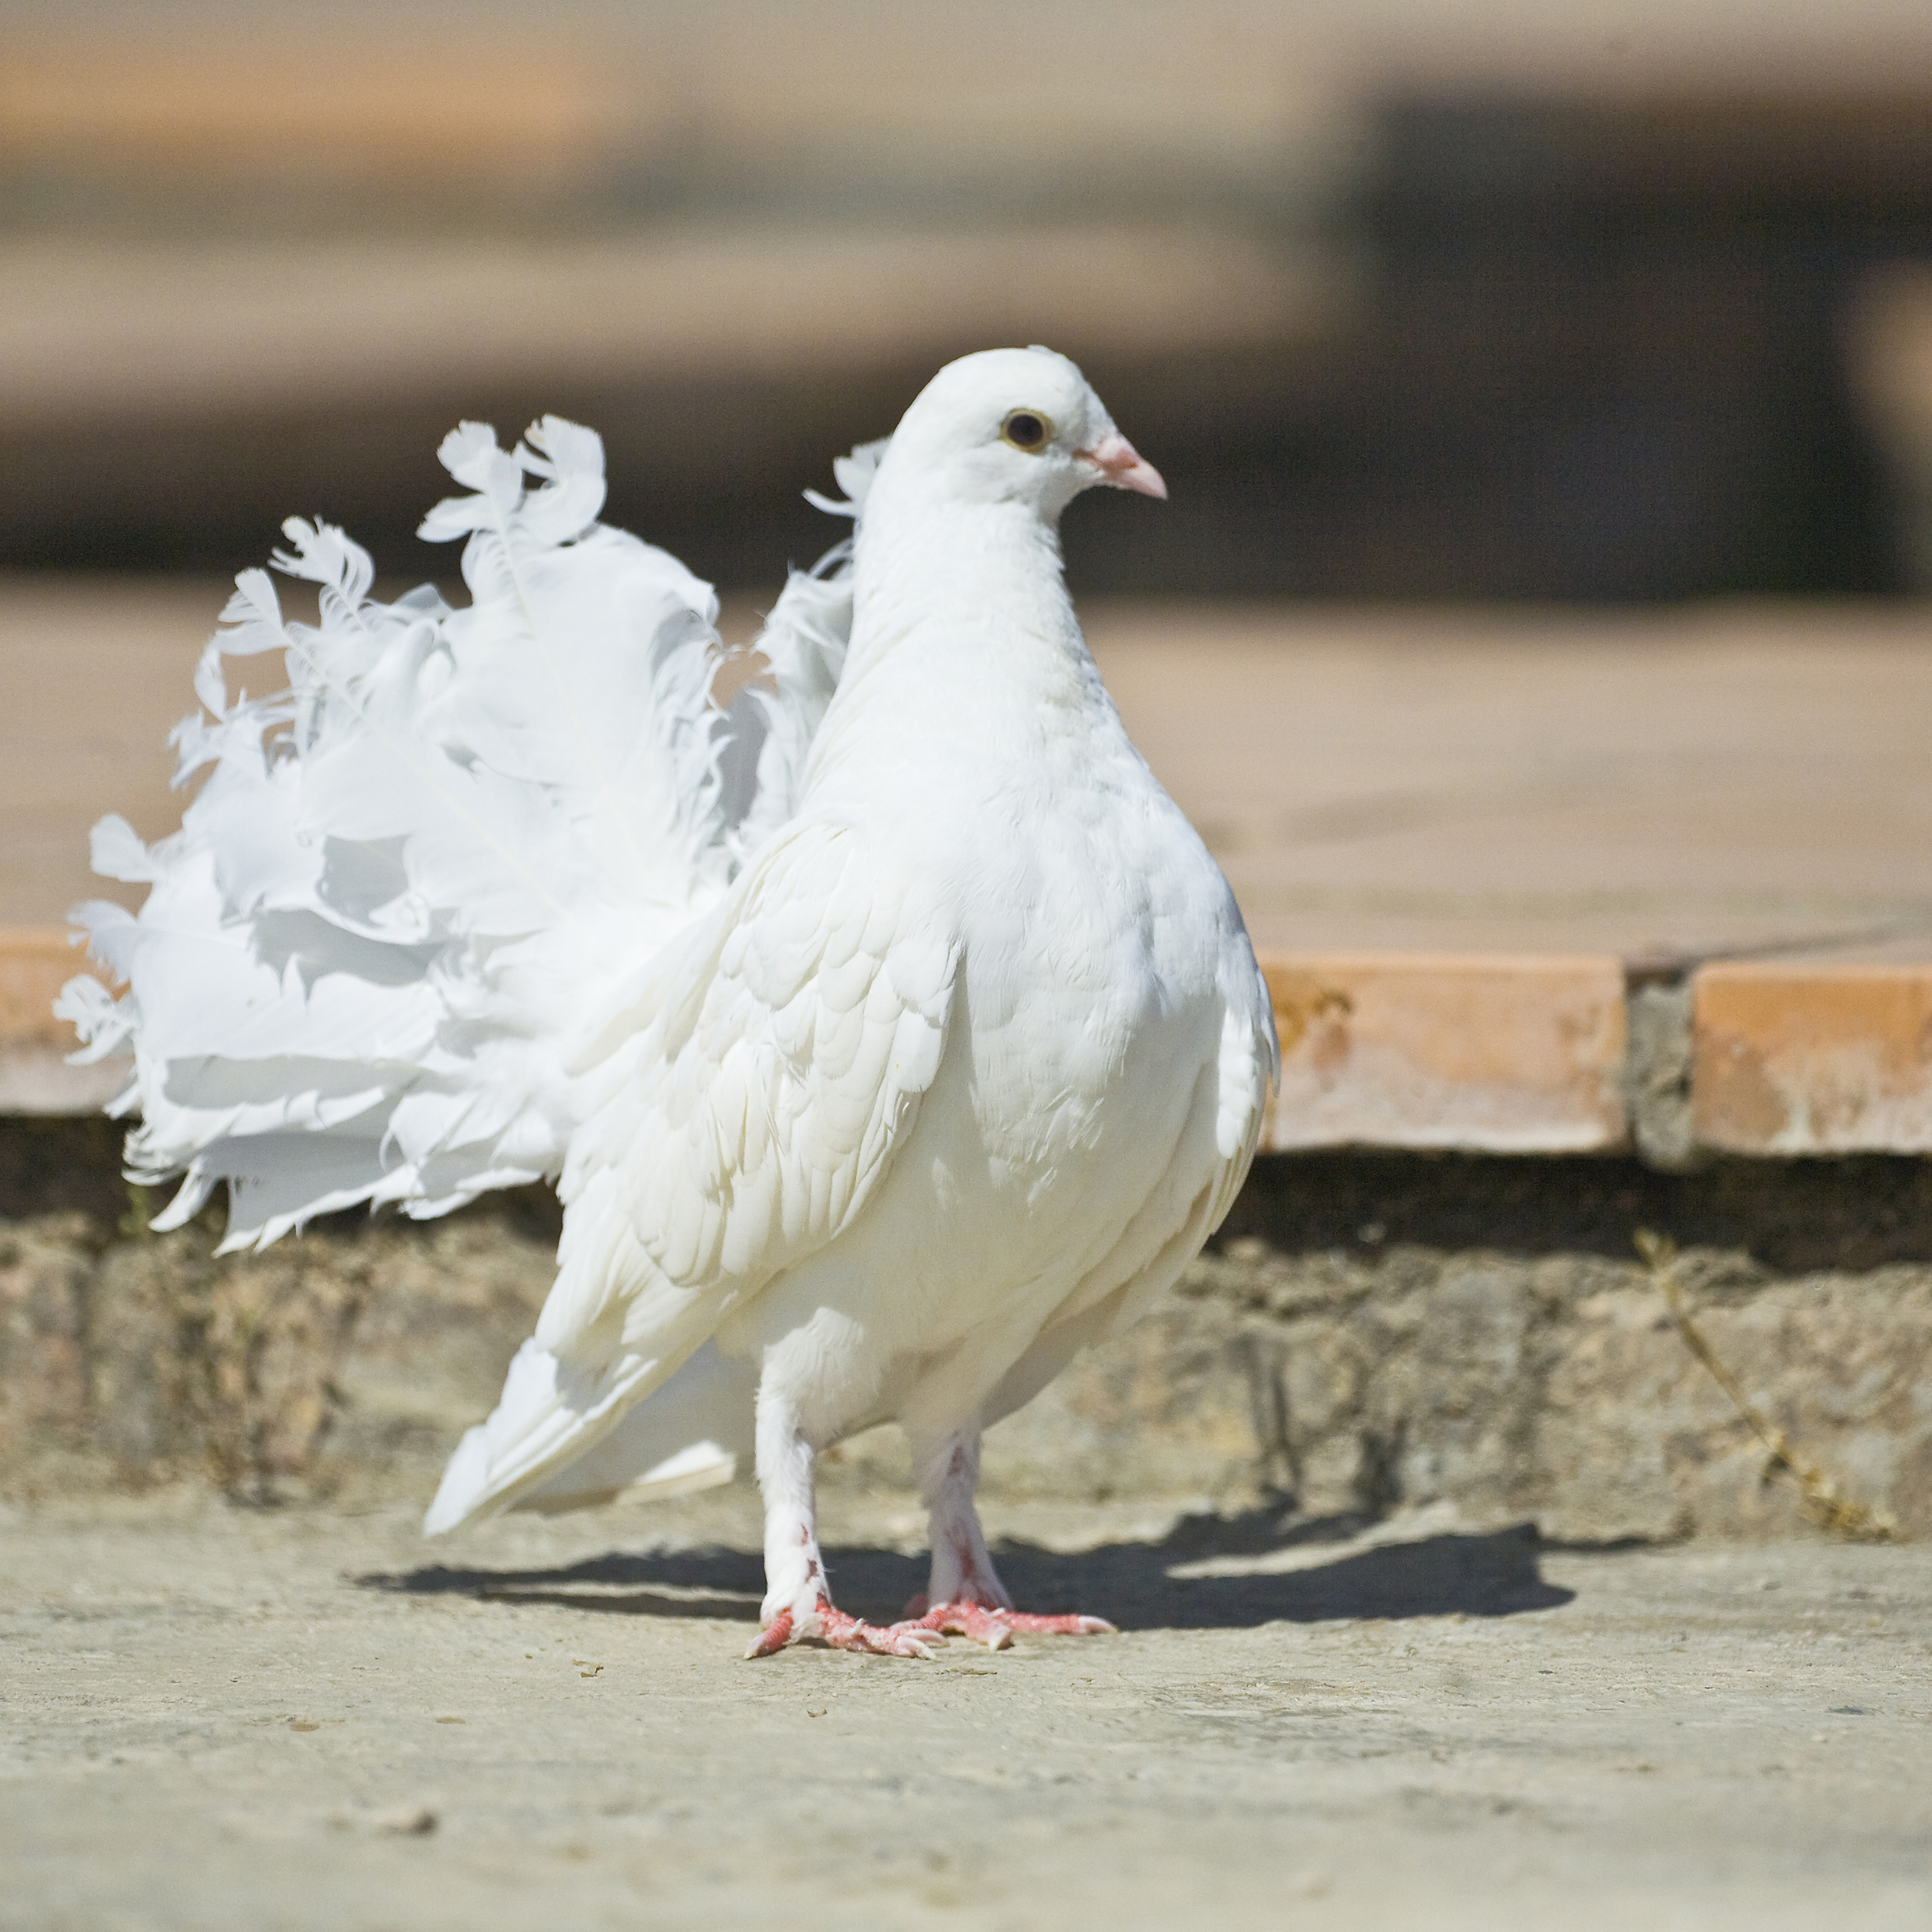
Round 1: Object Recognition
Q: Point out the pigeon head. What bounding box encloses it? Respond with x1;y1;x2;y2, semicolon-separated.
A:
877;346;1166;522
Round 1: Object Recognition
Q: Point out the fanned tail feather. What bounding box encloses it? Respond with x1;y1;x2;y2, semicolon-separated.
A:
63;417;883;1253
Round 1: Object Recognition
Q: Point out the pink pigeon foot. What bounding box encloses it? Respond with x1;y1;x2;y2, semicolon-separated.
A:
746;1595;942;1660
903;1594;1117;1647
904;1433;1120;1649
976;1607;1116;1637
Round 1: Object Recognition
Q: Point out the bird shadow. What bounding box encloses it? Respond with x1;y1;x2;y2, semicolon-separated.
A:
355;1509;1575;1631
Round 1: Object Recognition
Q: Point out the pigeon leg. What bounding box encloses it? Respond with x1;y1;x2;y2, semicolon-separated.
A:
906;1428;1116;1645
745;1379;937;1661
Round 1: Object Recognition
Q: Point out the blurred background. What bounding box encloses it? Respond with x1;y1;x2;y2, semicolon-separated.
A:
6;0;1932;978
7;0;1932;599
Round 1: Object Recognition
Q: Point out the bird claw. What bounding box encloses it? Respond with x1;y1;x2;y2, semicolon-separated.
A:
747;1589;1115;1659
824;1607;941;1658
1002;1611;1117;1637
910;1600;1014;1648
745;1608;796;1658
908;1598;1117;1647
746;1598;942;1661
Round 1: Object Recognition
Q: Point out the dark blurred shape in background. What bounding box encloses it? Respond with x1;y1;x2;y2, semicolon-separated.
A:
6;0;1932;598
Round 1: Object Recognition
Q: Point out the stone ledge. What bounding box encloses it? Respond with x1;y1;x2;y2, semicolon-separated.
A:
9;930;1932;1161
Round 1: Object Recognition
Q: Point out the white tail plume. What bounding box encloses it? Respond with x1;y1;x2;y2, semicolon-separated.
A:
62;416;881;1252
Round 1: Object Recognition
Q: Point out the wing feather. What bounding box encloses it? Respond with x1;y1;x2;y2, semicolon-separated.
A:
430;820;955;1526
553;821;953;1349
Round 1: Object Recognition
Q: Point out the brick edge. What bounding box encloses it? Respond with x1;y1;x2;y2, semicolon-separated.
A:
5;930;1930;1158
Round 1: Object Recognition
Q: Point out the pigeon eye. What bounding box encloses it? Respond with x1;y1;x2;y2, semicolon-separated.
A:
1000;410;1053;454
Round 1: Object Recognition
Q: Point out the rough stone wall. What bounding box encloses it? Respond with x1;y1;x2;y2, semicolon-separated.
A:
2;1122;1927;1539
1151;1241;1932;1542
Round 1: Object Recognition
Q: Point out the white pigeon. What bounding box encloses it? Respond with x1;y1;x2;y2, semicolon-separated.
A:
63;346;1278;1657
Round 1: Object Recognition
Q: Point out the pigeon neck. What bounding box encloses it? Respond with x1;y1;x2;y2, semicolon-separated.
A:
842;495;1077;685
800;495;1112;809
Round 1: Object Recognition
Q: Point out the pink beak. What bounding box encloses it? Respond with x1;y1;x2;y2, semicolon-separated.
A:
1079;430;1168;500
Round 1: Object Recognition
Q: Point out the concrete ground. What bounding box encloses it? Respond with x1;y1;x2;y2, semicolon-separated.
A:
5;580;1931;960
3;1490;1928;1931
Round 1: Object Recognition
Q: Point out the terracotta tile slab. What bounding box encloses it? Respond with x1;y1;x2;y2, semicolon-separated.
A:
1693;963;1932;1154
0;929;122;1114
1260;953;1629;1154
0;928;105;1047
15;930;1932;1162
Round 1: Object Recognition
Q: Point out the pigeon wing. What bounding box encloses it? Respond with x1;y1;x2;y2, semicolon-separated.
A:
424;816;956;1529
